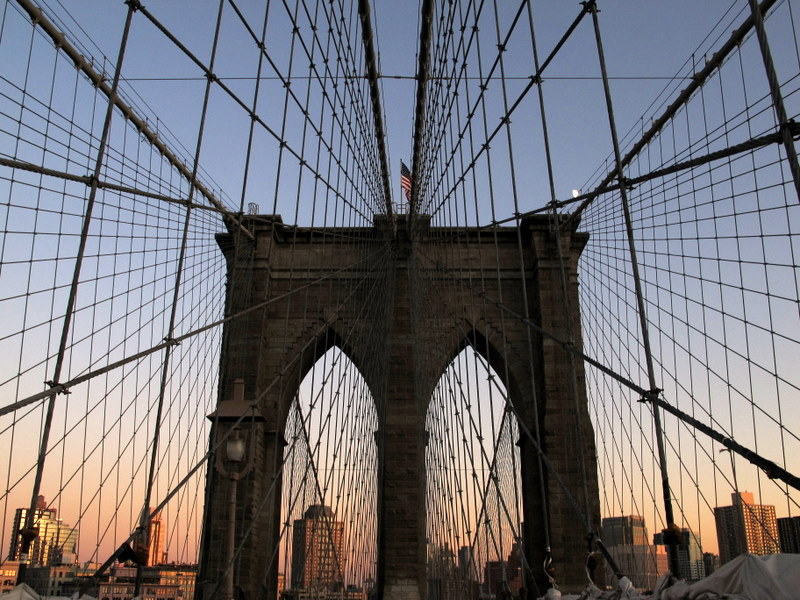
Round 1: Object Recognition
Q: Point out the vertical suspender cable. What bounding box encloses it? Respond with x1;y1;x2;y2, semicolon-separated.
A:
15;1;136;586
587;1;681;579
568;0;781;225
489;0;554;586
135;0;228;594
525;0;603;583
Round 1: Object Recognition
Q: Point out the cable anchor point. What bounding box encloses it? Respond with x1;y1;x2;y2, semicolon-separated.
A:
45;381;70;395
638;388;662;403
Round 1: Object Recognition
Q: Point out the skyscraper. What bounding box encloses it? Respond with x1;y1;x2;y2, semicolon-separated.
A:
7;496;77;566
602;515;649;546
457;546;476;582
777;516;800;554
601;515;667;591
482;560;509;598
714;491;780;564
653;528;705;581
290;505;345;593
146;508;167;566
702;553;719;576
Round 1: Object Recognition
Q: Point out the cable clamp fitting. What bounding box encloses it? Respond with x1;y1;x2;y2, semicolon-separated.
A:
163;337;180;347
780;119;799;137
638;388;662;404
45;381;70;395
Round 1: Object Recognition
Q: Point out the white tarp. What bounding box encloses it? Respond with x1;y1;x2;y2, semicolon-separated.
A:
540;553;800;600
4;583;40;599
658;553;800;600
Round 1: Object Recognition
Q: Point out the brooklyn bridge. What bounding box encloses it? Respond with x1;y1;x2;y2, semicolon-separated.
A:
0;1;798;599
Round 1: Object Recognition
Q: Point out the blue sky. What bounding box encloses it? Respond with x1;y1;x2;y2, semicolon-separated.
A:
18;1;781;221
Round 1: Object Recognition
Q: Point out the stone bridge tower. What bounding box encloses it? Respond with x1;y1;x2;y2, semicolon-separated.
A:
196;213;600;600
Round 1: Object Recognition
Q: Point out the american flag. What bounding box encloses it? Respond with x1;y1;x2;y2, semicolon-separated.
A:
400;161;412;202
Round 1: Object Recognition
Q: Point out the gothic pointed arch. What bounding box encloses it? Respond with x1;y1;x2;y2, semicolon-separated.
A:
200;214;600;600
264;319;381;437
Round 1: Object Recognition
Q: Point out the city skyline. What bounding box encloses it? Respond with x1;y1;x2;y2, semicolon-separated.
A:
5;482;795;570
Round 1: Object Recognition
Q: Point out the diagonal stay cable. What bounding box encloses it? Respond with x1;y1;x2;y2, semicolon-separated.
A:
566;0;782;226
0;247;387;418
426;2;591;219
12;0;239;221
415;248;800;494
132;1;374;223
0;156;238;214
84;245;389;584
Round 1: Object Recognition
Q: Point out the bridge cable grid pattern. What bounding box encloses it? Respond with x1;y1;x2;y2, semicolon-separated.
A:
0;0;798;598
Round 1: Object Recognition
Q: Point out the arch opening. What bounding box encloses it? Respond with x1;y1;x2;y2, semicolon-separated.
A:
279;346;378;598
425;345;525;600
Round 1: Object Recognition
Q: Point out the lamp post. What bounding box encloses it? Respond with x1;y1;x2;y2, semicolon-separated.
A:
207;379;264;600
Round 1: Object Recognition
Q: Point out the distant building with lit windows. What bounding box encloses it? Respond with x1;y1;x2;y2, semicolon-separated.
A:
0;561;20;594
714;491;779;564
146;508;168;566
97;564;182;599
21;562;195;599
290;505;345;594
6;495;77;567
157;563;198;600
25;563;96;597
